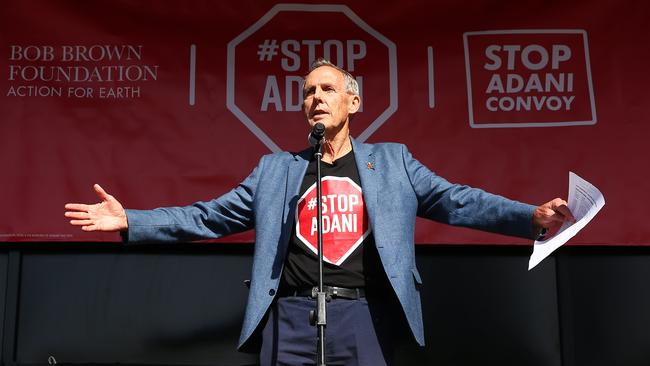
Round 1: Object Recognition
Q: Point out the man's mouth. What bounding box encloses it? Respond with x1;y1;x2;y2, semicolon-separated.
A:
312;110;327;118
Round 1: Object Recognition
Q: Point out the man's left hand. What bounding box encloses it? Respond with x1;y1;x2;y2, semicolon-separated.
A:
533;198;576;234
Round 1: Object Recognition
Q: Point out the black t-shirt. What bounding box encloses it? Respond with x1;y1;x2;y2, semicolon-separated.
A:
281;149;383;289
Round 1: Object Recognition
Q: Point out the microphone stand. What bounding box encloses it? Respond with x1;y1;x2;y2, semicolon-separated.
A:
310;140;327;366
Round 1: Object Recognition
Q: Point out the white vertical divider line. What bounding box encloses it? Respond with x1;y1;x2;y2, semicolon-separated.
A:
189;44;196;106
427;46;435;109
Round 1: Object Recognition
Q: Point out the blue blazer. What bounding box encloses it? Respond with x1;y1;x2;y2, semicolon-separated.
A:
125;138;536;349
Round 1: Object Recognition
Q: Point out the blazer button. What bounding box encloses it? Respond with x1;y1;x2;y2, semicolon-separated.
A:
269;289;276;296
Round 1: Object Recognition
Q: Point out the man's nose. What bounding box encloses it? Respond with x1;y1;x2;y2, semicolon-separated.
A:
313;87;324;100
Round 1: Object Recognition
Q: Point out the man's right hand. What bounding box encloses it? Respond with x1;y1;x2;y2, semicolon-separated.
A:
65;184;128;232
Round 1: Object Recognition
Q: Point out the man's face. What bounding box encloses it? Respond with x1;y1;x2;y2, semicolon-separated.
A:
302;66;360;133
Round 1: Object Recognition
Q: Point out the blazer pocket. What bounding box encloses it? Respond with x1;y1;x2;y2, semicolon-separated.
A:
412;268;423;288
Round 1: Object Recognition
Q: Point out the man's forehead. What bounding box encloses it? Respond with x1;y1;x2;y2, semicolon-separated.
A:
304;66;344;85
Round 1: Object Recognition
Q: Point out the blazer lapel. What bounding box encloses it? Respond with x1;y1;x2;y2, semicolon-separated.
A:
280;149;310;244
351;138;378;230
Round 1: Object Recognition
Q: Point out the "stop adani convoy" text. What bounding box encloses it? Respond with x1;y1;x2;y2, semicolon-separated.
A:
483;44;575;112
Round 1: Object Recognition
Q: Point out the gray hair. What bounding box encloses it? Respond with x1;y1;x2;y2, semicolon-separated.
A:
306;58;360;96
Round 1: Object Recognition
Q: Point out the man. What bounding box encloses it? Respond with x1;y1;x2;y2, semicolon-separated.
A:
65;59;574;365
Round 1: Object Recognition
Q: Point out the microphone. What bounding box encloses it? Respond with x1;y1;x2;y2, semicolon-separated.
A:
308;122;325;146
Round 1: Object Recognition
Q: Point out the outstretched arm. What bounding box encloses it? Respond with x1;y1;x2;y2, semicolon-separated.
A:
64;184;128;232
400;144;575;239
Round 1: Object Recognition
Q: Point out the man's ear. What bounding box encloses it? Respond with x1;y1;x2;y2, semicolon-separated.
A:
348;95;361;114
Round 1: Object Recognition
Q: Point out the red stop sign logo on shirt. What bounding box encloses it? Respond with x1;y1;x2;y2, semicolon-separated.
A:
295;176;370;266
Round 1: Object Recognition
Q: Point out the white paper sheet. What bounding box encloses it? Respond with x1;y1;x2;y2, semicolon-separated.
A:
528;172;605;270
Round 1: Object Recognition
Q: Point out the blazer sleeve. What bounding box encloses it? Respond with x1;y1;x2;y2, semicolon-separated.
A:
401;145;537;239
122;159;262;243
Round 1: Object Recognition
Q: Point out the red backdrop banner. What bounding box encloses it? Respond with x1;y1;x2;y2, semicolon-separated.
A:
1;1;647;244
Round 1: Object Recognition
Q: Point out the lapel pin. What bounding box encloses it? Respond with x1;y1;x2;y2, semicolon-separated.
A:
366;162;375;170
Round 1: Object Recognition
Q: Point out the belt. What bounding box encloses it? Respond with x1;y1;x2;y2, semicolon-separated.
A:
287;285;365;300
